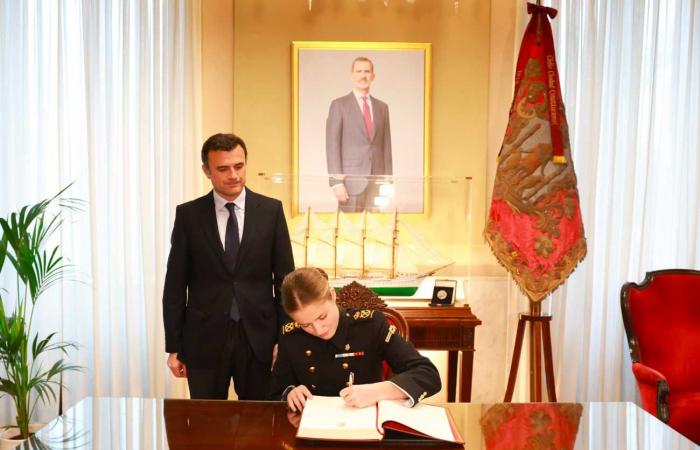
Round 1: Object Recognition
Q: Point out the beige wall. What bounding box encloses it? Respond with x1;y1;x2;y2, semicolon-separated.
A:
200;1;549;404
202;0;513;275
202;0;234;140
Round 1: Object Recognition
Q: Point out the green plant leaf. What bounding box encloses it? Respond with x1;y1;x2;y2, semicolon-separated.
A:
31;332;57;359
0;183;84;433
0;377;20;396
0;234;7;274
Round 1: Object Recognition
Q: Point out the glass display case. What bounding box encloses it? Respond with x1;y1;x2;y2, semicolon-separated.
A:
248;174;473;297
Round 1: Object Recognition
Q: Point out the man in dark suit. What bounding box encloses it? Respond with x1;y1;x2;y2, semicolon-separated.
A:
163;133;294;400
326;56;393;212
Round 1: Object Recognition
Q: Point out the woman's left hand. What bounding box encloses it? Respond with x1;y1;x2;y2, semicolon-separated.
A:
286;410;302;429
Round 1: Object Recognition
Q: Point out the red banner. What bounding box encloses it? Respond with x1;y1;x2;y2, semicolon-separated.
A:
484;3;586;302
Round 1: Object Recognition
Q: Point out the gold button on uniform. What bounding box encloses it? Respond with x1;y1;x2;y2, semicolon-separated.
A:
308;366;316;373
305;350;312;357
344;344;350;351
342;362;349;370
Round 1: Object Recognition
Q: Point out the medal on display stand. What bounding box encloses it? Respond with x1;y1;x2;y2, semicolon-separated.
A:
430;279;457;307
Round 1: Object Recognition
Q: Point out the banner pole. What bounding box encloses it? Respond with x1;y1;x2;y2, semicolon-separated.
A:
529;300;543;401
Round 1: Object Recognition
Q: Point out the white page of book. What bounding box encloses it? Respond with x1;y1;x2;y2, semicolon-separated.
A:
297;396;383;440
377;400;456;442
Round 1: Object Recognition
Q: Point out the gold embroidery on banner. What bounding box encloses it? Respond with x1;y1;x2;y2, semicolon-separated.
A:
485;55;586;302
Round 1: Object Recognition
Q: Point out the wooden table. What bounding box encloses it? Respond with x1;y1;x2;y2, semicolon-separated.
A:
33;397;699;449
390;301;482;402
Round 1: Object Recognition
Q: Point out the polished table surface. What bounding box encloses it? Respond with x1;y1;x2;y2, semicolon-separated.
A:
25;397;698;450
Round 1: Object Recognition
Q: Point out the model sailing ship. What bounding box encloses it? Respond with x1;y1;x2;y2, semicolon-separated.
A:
289;208;453;292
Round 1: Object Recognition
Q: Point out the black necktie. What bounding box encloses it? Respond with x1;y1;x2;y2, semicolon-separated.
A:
225;202;240;321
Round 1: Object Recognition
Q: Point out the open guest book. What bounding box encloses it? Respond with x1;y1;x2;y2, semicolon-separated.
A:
296;396;464;446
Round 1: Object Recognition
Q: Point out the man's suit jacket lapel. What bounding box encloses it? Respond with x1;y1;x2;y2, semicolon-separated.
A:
199;191;235;276
369;95;381;142
235;188;260;273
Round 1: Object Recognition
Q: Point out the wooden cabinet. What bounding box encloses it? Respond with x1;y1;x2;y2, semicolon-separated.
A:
391;301;481;402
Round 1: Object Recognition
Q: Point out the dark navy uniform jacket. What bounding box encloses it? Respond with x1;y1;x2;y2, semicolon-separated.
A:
270;307;441;406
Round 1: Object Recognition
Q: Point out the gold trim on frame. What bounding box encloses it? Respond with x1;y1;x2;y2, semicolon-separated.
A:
291;41;432;216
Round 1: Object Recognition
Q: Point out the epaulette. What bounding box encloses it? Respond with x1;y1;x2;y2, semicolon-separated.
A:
281;321;301;335
385;324;397;342
350;309;375;321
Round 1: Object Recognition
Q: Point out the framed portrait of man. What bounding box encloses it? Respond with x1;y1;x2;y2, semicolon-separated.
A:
292;41;431;215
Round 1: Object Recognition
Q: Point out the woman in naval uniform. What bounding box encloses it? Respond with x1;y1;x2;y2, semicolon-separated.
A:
270;267;441;412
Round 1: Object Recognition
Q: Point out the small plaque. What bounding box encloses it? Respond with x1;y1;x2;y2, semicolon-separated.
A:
430;279;457;306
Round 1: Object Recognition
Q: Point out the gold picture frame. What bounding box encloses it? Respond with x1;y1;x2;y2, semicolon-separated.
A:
291;41;432;215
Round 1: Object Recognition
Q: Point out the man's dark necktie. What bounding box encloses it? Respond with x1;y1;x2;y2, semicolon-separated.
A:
224;202;240;321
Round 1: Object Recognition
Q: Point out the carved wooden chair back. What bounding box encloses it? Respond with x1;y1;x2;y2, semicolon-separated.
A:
335;281;409;340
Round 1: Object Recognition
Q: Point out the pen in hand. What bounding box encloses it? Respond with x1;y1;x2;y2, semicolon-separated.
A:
348;371;354;387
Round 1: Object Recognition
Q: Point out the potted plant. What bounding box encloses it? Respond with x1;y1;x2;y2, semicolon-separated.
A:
0;187;81;441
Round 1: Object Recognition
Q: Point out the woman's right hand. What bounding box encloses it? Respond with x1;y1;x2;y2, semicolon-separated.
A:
287;385;313;412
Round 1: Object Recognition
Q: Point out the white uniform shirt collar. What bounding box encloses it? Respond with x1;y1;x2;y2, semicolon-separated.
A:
213;187;247;212
352;90;373;119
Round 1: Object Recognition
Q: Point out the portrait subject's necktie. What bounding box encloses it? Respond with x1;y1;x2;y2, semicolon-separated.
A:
362;96;373;137
224;202;241;321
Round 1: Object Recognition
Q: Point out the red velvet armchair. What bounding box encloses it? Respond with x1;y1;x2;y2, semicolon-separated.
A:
620;269;700;444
